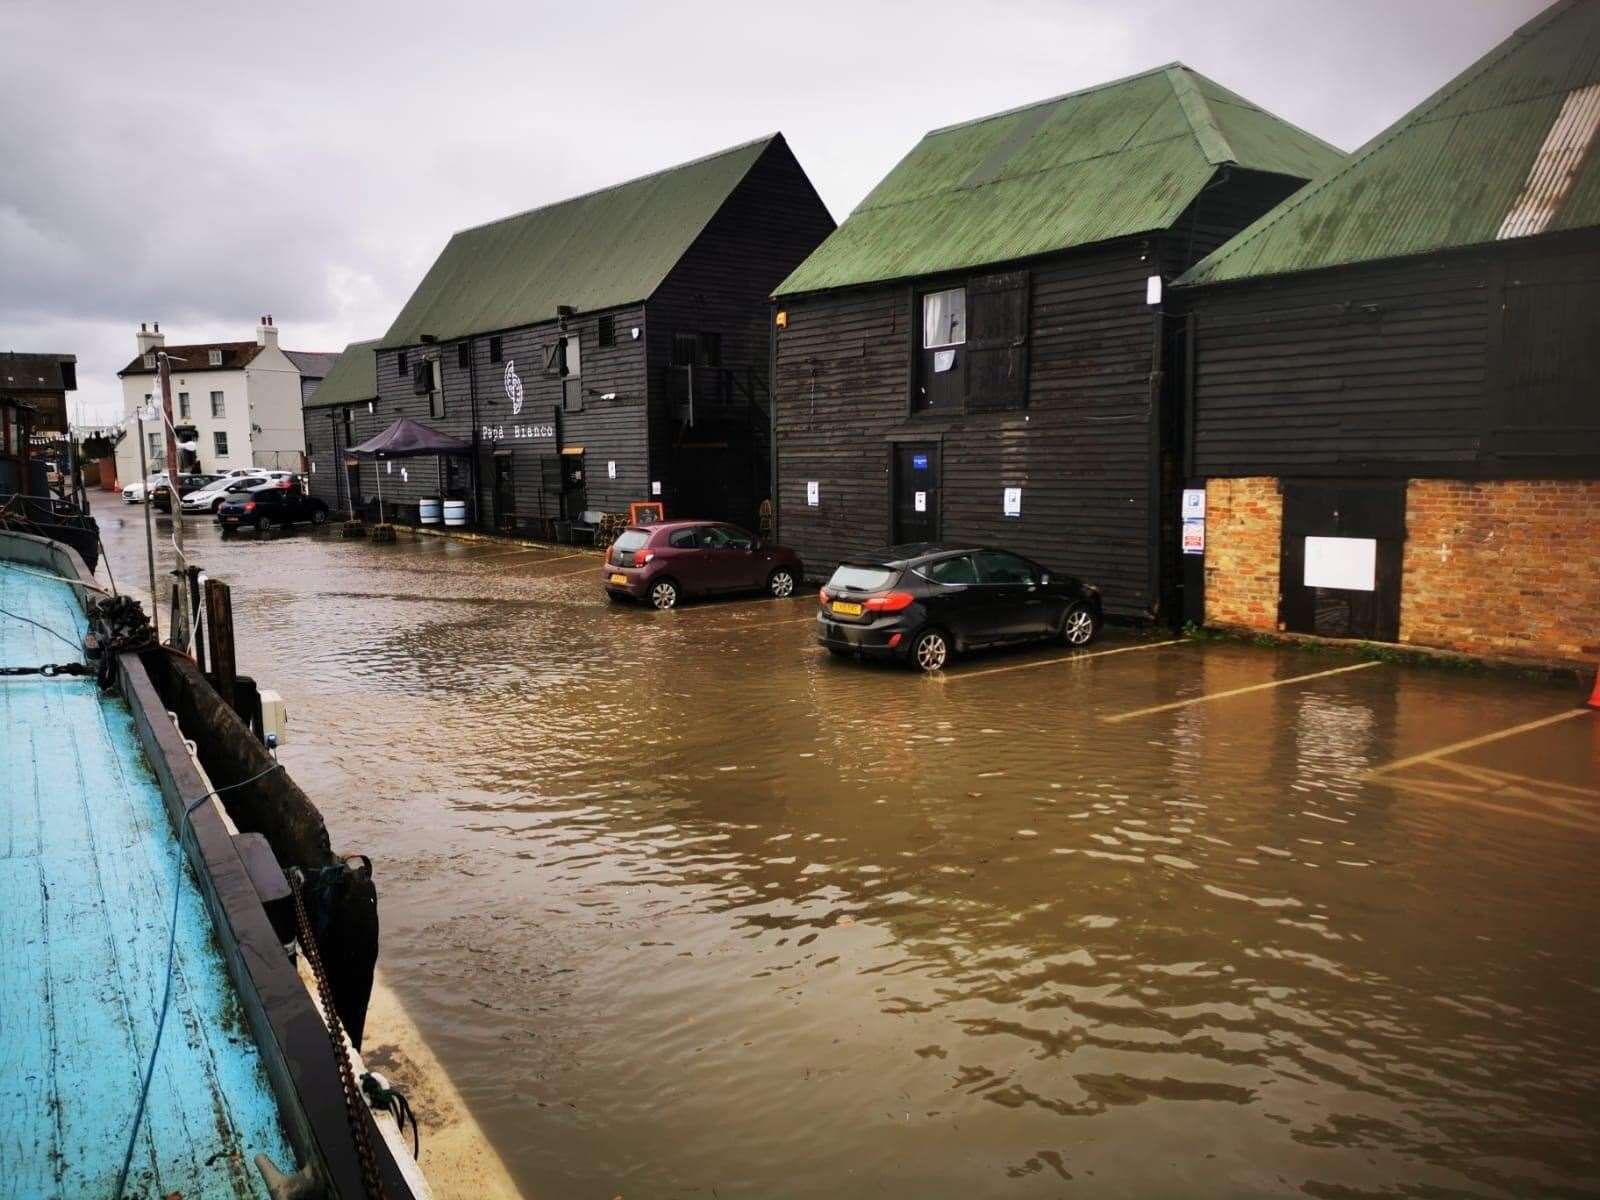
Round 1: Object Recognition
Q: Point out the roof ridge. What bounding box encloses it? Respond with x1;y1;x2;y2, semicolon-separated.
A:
1178;0;1574;284
1180;67;1348;160
924;62;1184;137
1166;65;1236;166
452;133;778;238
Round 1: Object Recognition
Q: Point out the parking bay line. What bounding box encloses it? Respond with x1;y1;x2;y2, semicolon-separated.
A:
1365;707;1593;777
943;638;1185;682
1102;660;1382;723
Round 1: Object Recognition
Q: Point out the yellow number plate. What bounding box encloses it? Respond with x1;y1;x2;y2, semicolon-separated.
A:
609;573;628;584
831;601;863;616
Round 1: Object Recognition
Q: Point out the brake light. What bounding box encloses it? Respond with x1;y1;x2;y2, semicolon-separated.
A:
819;587;832;604
864;591;914;612
637;549;657;566
243;501;256;513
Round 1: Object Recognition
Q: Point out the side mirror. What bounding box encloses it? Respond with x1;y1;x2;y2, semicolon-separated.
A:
1040;574;1050;585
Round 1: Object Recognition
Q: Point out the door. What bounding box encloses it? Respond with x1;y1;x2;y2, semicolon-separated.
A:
918;553;988;644
972;549;1050;640
1279;482;1405;641
697;524;753;592
493;453;516;532
915;286;966;414
892;443;939;545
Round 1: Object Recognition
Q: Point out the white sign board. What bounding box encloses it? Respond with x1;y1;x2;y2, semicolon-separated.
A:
1181;488;1205;520
1181;518;1205;555
914;490;927;513
806;480;819;507
1003;486;1022;518
933;348;956;373
607;460;617;479
1304;536;1377;591
651;480;662;496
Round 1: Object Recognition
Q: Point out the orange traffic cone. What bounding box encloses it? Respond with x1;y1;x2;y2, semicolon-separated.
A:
1589;668;1600;709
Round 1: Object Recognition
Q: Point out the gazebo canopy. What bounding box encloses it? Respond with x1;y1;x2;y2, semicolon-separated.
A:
347;416;469;459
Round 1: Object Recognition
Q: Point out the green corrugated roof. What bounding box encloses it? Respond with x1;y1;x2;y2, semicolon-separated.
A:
382;136;778;347
774;65;1344;296
302;338;379;409
1180;1;1600;286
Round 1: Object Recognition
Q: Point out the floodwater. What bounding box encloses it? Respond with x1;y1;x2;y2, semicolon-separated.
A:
99;513;1600;1198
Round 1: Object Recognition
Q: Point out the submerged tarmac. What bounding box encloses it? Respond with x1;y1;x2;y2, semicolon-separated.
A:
100;514;1600;1198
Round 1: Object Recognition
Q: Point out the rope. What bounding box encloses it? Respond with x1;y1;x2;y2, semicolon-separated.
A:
361;1072;421;1159
0;602;85;656
291;870;386;1199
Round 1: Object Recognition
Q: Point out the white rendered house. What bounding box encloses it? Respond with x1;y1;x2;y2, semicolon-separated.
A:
113;317;331;486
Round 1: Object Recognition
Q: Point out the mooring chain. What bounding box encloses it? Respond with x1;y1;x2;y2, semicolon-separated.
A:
290;871;386;1200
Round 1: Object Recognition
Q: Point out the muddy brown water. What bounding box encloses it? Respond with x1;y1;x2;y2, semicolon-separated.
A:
100;515;1600;1198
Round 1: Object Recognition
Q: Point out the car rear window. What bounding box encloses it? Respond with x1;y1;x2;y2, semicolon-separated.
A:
827;565;896;592
614;530;649;552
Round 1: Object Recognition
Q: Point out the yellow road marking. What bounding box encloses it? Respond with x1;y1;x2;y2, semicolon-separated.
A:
510;550;599;568
462;545;562;563
676;614;817;634
538;561;610;578
1365;707;1593;776
946;638;1185;682
1102;660;1382;723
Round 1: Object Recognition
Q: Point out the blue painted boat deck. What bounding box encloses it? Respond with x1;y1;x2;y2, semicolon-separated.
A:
0;561;293;1198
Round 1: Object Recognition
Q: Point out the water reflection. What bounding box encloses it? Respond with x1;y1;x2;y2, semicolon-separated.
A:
101;517;1600;1198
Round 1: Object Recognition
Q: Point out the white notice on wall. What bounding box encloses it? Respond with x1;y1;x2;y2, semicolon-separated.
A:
914;490;926;513
1304;536;1377;591
651;480;661;496
1181;518;1205;555
1181;487;1205;520
1003;486;1022;518
806;480;819;507
933;348;956;373
607;460;617;479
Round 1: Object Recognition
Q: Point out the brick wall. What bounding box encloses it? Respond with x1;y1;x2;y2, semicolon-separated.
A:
1202;477;1281;630
1401;479;1600;663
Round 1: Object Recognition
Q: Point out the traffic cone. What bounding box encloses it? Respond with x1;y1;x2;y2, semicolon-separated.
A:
1588;667;1600;709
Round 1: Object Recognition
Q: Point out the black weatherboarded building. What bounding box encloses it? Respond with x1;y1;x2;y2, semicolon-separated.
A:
770;66;1344;619
352;135;833;534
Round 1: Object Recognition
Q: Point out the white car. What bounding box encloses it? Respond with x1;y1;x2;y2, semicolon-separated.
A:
122;472;169;503
180;471;293;513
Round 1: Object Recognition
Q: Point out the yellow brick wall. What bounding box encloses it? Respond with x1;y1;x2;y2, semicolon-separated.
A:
1202;477;1282;631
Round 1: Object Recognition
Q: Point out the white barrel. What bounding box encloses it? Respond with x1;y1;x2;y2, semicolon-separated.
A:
443;499;468;527
419;497;442;525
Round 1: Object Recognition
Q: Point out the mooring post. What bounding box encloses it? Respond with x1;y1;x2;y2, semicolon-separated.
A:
205;577;237;709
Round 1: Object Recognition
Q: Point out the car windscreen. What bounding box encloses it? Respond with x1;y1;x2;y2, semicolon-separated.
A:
613;530;650;552
827;565;897;592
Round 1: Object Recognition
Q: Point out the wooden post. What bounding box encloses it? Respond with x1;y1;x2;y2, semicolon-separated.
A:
205;577;237;709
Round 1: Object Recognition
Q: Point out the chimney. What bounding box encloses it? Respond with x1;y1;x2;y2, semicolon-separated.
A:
136;321;165;356
256;313;279;349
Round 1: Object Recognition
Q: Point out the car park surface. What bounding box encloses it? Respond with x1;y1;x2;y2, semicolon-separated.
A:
98;515;1600;1200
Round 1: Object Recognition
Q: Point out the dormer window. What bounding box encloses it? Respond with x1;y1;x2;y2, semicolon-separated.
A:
208;348;223;367
143;353;156;369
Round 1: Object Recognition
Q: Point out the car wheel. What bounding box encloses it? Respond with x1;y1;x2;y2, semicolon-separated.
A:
220;526;234;539
257;516;276;534
768;567;796;598
1061;604;1100;647
311;508;328;525
211;498;226;512
826;647;853;658
912;627;950;673
650;579;680;610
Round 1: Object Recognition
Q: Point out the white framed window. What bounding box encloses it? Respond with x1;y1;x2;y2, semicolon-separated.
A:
210;390;225;418
178;391;190;419
142;352;156;369
147;431;162;459
213;431;229;457
922;288;967;349
208;348;223;366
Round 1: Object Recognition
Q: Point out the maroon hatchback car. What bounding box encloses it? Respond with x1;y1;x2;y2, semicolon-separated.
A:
603;520;803;610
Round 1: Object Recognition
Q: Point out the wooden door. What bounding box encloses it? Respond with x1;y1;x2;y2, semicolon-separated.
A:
891;443;939;545
493;454;516;531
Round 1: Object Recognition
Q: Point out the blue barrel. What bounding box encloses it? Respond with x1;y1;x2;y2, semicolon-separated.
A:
419;497;442;525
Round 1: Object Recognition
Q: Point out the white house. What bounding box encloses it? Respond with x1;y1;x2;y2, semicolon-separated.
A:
113;317;333;486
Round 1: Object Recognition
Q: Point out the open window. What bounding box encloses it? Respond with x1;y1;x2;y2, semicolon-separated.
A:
915;287;966;413
547;333;583;412
912;272;1030;414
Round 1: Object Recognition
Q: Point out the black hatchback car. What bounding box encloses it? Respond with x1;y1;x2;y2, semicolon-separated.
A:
817;544;1102;672
216;479;329;535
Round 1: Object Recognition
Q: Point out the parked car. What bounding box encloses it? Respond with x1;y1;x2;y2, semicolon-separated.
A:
603;520;803;610
181;471;290;514
216;478;330;535
816;543;1102;672
122;472;169;503
150;473;222;513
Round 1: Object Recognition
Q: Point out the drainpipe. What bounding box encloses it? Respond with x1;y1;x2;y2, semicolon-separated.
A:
466;338;481;529
1146;240;1166;624
768;302;779;543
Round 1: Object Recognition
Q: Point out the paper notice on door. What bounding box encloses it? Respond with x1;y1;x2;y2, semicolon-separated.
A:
1304;536;1376;591
914;490;926;513
933;349;956;373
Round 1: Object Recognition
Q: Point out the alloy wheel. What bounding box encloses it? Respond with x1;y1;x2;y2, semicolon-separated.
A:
651;581;679;610
769;569;795;598
1063;607;1095;646
914;630;948;672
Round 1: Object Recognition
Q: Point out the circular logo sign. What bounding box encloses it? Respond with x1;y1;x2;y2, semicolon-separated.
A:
504;360;524;416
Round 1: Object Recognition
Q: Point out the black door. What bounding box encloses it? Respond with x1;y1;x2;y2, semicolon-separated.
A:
1279;482;1405;641
973;549;1051;639
892;443;938;545
493;453;516;532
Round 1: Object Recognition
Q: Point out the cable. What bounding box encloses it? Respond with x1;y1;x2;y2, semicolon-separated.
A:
0;602;86;657
111;759;285;1200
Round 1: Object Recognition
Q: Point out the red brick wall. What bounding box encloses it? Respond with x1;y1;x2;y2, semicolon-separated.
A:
1402;479;1600;663
1202;477;1281;631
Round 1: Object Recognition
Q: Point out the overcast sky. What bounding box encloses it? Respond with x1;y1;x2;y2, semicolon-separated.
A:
3;0;1549;425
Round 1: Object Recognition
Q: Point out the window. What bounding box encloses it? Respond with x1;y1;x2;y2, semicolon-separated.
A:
178;392;190;419
825;564;895;591
213;431;229;457
458;342;471;369
208;348;223;366
974;550;1036;585
700;332;722;368
716;524;751;550
148;431;162;459
668;527;699;549
430;377;445;421
210;390;225;417
921;555;978;585
598;315;615;347
922;288;967;348
672;333;699;367
397;351;408;376
613;529;649;552
143;353;156;369
489;336;503;364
